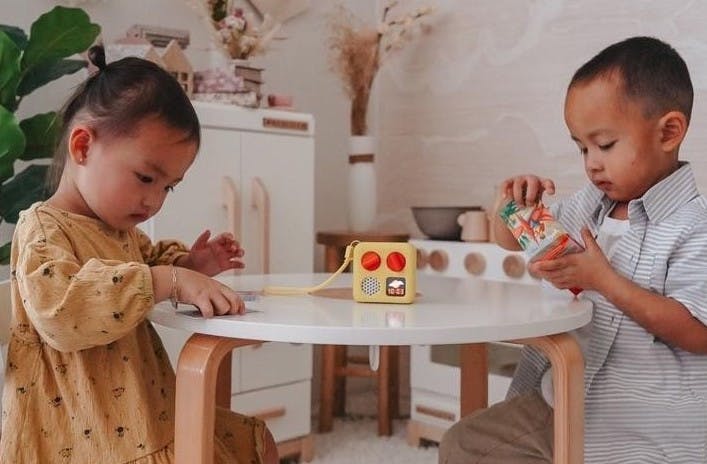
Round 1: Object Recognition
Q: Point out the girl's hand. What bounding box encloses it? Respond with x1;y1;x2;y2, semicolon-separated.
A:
176;267;245;317
529;228;614;293
183;230;245;277
499;175;556;207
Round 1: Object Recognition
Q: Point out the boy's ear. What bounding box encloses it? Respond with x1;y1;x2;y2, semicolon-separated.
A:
67;125;94;165
658;111;688;152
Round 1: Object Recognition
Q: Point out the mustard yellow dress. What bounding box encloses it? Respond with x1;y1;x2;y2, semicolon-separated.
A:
0;203;266;463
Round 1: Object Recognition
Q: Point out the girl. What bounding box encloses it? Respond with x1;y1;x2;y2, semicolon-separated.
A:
0;46;278;463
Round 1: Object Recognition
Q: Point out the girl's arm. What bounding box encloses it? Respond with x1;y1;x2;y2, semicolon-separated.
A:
135;228;189;266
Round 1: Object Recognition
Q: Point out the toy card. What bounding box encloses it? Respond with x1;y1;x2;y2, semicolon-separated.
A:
499;199;584;295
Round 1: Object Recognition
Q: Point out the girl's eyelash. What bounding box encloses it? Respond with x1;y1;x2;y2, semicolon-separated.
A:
165;185;175;193
599;141;616;150
136;173;153;183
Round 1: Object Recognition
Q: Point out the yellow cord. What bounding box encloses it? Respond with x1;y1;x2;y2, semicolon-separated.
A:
262;241;359;295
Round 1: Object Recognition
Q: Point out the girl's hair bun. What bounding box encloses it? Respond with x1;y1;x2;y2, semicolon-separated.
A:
88;45;107;70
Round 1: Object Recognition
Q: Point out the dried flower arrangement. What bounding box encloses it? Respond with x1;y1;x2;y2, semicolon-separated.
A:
188;0;281;60
328;1;432;135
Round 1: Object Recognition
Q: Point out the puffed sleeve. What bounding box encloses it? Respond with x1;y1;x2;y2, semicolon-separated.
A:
15;217;156;352
135;228;189;266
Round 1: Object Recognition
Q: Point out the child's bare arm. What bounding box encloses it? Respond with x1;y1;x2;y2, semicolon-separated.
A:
151;265;245;318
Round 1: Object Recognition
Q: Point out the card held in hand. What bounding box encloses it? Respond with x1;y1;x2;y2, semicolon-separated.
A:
499;199;584;295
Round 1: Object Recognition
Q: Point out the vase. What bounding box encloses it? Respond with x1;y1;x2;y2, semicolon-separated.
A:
348;135;377;232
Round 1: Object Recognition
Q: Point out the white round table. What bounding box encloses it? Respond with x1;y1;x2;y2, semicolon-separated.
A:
149;273;592;464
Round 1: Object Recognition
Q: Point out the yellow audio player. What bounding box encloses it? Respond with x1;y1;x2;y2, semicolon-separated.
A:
352;242;416;304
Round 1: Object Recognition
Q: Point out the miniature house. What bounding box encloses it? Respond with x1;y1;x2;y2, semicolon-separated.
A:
161;40;194;97
105;39;166;69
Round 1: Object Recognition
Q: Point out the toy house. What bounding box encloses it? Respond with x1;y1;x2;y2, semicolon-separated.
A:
161;40;194;97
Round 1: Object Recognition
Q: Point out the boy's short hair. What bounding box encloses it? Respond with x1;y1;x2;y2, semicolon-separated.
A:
569;36;693;122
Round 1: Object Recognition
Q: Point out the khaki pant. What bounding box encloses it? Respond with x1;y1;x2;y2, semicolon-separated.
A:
439;391;553;464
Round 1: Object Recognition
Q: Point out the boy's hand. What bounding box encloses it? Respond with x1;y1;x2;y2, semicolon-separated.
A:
499;175;556;207
176;267;245;317
182;230;245;277
529;227;614;293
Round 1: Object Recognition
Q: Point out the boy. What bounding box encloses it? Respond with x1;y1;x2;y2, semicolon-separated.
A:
440;36;707;463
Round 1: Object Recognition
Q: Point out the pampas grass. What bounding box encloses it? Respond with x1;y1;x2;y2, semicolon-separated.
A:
328;2;433;135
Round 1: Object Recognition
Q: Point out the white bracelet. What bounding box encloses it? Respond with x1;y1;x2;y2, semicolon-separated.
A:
170;265;179;310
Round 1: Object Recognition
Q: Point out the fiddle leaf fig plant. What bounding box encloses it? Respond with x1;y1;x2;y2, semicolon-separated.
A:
0;6;100;263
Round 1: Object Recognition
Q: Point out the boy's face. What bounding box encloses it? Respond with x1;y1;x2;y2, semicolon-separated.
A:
564;74;675;203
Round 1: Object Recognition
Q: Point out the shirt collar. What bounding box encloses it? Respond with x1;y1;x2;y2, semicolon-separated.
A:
637;161;699;223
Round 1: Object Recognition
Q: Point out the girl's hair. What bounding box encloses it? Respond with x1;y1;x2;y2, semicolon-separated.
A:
569;36;693;123
48;45;200;191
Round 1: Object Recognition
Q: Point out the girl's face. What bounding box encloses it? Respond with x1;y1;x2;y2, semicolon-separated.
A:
72;116;197;231
564;74;676;203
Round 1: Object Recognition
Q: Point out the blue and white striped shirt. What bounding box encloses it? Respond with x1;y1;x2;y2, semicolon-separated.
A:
508;162;707;463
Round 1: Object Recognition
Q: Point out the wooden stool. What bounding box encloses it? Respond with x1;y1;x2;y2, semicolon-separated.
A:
316;230;409;436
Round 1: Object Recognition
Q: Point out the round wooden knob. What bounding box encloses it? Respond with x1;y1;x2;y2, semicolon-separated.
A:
464;252;486;276
428;250;449;272
503;255;526;279
416;249;428;269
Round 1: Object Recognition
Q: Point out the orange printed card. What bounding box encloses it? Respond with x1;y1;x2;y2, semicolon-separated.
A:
499;199;584;295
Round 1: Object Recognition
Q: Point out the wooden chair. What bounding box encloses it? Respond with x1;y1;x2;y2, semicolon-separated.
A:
320;344;399;436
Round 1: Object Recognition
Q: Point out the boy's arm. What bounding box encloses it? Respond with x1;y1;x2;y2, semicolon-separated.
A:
599;273;707;353
535;226;707;354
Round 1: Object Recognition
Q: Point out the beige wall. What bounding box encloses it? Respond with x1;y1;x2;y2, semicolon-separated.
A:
375;0;707;236
5;0;707;264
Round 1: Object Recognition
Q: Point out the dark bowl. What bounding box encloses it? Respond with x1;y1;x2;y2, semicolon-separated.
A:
411;206;482;240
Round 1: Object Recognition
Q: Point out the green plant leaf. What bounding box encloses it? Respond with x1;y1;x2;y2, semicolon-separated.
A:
0;241;10;265
0;164;50;223
17;58;86;97
21;6;100;86
0;105;26;184
0;30;21;110
19;112;60;161
0;25;28;50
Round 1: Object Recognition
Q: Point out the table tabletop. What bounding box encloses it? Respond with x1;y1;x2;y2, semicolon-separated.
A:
149;273;592;345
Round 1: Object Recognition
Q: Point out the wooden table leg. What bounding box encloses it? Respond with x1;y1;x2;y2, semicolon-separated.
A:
459;343;488;417
377;346;392;436
174;334;261;464
333;345;347;415
516;334;584;464
319;344;336;433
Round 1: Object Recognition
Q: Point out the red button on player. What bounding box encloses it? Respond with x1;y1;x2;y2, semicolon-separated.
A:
386;251;406;272
361;251;381;271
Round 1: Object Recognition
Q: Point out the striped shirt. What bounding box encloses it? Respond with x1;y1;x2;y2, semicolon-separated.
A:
508;162;707;463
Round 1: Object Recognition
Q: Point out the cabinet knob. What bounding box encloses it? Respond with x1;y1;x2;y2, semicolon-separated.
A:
416;249;428;269
429;250;449;272
464;252;486;276
502;255;526;279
